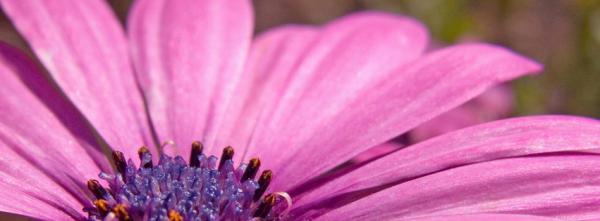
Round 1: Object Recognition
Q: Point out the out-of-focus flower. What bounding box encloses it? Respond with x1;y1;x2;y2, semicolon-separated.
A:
0;1;599;221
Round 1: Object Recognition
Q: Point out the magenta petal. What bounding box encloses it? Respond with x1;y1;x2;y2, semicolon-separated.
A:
214;25;319;162
294;116;600;218
350;142;404;165
410;85;514;142
382;214;561;221
266;43;542;192
128;0;253;156
0;44;103;219
0;0;154;159
318;155;600;220
241;11;428;168
0;145;85;220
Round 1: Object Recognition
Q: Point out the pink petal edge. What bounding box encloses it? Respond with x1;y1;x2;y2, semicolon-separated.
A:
293;115;600;218
268;42;542;192
240;10;429;175
319;155;600;220
410;85;514;142
387;213;562;221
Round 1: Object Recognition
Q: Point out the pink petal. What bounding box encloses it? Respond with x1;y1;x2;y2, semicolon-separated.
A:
318;155;600;220
213;25;319;162
0;144;85;220
381;214;561;221
242;11;429;169
0;43;105;219
410;85;514;142
265;43;542;192
349;142;404;165
291;142;406;197
128;0;253;156
293;116;600;218
0;0;154;159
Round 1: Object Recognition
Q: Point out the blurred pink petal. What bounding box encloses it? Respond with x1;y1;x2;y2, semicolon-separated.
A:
128;0;253;157
0;0;154;161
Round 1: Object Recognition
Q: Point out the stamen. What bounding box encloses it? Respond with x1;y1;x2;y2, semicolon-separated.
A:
254;170;273;201
112;151;127;175
189;141;203;167
87;144;288;220
253;194;276;218
242;158;261;182
218;146;234;170
137;146;152;168
112;204;131;221
86;179;108;200
168;210;183;221
93;199;109;217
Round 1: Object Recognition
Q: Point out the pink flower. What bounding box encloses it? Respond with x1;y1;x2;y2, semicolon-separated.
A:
0;1;598;221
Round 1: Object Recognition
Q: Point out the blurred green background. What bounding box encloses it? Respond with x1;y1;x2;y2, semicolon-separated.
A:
0;0;598;220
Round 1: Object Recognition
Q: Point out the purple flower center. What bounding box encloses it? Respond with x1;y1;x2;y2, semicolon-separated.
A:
84;142;289;221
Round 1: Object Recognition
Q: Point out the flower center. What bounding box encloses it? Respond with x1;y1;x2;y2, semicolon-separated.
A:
84;142;290;221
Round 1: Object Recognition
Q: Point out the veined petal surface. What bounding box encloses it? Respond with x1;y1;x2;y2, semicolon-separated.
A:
0;0;155;160
128;0;253;157
319;155;600;221
239;11;429;172
0;43;105;220
267;43;542;191
294;116;600;216
214;25;318;162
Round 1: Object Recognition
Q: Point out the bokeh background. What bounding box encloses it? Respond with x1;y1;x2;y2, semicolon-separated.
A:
251;0;600;118
0;0;598;219
256;0;600;118
1;0;599;118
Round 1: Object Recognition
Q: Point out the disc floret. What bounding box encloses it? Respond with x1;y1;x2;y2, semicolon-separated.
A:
85;142;289;221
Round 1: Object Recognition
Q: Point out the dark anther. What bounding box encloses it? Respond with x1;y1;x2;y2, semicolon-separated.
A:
112;204;132;221
189;141;203;167
87;179;108;200
168;209;184;221
253;193;276;218
241;158;261;182
112;151;127;176
93;199;110;217
218;146;234;170
254;170;272;201
137;146;153;168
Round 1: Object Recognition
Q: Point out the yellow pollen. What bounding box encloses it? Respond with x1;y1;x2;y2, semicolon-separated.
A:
168;209;183;221
112;204;131;221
